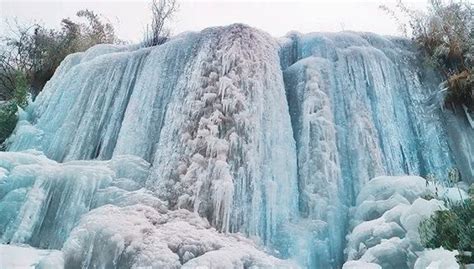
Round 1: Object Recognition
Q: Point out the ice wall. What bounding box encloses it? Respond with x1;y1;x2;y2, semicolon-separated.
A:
279;31;471;268
2;24;300;267
145;25;299;246
1;24;472;269
8;45;150;161
281;32;459;197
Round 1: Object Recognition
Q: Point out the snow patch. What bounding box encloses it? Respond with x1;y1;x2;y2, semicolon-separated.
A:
0;244;63;269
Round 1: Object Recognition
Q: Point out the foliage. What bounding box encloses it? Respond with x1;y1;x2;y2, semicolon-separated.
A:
419;184;474;264
12;70;29;108
381;0;473;108
0;10;119;99
143;0;178;47
0;71;29;148
0;102;18;149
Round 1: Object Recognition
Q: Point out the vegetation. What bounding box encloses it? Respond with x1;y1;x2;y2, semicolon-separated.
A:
0;9;119;99
381;0;473;108
0;71;28;147
0;9;120;148
419;171;474;265
144;0;179;47
0;103;18;149
419;188;473;264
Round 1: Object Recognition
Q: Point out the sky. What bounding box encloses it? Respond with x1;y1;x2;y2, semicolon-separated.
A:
0;0;427;42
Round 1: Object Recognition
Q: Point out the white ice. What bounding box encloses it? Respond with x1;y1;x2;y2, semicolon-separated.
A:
0;244;63;269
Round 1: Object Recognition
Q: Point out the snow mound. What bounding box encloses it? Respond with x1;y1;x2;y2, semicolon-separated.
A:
63;204;298;269
344;176;452;269
414;247;459;269
355;176;432;207
342;260;381;269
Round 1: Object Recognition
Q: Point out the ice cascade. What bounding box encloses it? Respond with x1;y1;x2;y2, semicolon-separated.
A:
1;25;472;268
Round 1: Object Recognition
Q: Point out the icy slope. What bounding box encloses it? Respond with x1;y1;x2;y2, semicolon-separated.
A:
63;205;297;268
1;24;472;269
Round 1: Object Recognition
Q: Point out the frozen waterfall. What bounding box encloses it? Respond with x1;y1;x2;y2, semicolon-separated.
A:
1;24;472;268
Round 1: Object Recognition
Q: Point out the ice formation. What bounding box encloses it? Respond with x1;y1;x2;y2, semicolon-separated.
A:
344;176;435;267
63;205;297;268
0;24;472;268
0;151;152;249
343;176;460;269
280;31;472;267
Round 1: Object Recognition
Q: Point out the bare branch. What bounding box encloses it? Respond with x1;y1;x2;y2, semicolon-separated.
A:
145;0;179;47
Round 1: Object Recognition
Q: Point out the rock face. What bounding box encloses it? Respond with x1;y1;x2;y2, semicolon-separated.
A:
0;24;471;268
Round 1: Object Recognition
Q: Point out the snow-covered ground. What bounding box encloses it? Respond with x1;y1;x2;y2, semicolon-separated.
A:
0;244;62;269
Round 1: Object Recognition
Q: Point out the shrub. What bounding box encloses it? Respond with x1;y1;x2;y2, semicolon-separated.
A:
445;69;474;107
381;0;473;108
143;0;178;47
0;102;18;148
0;71;28;148
13;71;28;108
419;184;474;264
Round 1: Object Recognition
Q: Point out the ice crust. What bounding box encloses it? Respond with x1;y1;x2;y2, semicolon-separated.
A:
0;24;471;268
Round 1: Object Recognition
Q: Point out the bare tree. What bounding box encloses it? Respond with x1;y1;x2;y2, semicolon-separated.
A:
0;20;36;100
144;0;179;47
0;54;17;100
